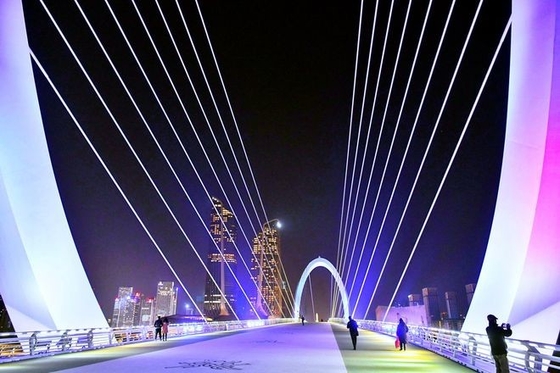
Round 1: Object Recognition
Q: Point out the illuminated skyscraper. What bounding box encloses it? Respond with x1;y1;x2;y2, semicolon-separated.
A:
154;281;178;317
135;293;155;326
111;287;136;327
250;220;285;317
204;197;238;319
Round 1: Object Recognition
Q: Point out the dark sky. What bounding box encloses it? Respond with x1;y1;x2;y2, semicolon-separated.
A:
22;0;510;321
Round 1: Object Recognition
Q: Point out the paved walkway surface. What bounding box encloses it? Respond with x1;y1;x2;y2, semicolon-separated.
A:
0;322;475;372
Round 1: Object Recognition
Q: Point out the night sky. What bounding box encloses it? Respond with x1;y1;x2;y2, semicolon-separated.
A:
22;0;510;321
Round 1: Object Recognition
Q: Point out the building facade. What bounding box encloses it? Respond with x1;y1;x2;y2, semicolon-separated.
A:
111;287;136;328
154;281;178;318
250;221;285;317
204;197;238;319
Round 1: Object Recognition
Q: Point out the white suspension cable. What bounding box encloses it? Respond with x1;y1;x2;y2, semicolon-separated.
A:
31;49;208;322
183;1;297;312
339;0;395;288
351;0;458;316
363;0;485;317
382;15;511;320
345;0;413;308
43;0;243;320
169;2;293;315
101;2;278;316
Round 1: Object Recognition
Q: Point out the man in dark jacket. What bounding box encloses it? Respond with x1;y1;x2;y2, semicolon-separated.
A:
486;314;513;373
154;316;163;341
346;316;359;350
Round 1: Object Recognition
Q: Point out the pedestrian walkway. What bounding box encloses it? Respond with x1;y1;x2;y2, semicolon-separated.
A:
0;322;474;372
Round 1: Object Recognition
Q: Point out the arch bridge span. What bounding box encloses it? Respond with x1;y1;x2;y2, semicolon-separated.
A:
293;257;349;321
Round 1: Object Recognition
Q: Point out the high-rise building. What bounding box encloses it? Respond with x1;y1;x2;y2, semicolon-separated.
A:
422;287;441;327
204;197;238;319
445;291;459;319
250;220;285;317
135;293;155;326
154;281;178;317
408;294;422;307
111;287;137;328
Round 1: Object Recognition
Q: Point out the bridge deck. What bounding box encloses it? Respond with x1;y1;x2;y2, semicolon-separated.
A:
0;322;475;372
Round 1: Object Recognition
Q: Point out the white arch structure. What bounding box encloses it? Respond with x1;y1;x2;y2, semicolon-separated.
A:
0;0;558;342
293;257;349;320
462;0;560;344
0;0;107;331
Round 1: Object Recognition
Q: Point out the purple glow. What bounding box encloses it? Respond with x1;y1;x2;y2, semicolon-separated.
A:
462;0;560;344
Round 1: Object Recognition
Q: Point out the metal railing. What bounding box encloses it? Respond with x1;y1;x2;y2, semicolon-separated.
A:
0;318;291;363
332;319;560;373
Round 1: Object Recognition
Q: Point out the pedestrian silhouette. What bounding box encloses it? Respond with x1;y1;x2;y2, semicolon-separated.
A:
154;316;163;341
486;314;512;373
346;316;359;350
396;318;409;351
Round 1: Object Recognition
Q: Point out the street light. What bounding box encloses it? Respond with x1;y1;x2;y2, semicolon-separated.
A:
263;219;281;230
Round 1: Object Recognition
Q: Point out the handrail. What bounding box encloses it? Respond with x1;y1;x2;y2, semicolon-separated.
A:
0;318;291;363
331;319;560;373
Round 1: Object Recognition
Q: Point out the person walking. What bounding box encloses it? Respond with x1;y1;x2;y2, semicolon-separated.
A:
162;317;169;341
346;316;359;350
486;314;513;373
154;316;163;341
396;318;409;351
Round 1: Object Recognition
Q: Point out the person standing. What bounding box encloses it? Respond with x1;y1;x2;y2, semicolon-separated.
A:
154;316;163;341
486;314;513;373
301;315;305;326
162;317;169;341
396;318;409;351
346;316;359;350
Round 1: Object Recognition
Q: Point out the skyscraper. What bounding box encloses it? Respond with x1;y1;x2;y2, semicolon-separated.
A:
111;287;137;328
204;197;238;319
250;220;285;317
465;283;476;307
154;281;178;318
422;287;441;327
136;293;155;326
445;291;459;319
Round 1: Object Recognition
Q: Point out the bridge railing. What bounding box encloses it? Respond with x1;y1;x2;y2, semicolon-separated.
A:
0;318;292;363
332;318;560;373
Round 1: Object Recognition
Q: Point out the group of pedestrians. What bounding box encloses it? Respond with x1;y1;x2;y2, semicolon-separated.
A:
345;313;513;373
346;316;408;351
154;316;169;341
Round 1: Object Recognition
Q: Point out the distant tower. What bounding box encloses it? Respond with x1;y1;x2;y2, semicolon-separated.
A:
408;294;422;307
155;281;178;317
422;287;441;327
111;287;136;327
136;293;155;326
204;197;238;319
445;291;459;319
465;283;476;307
250;220;284;317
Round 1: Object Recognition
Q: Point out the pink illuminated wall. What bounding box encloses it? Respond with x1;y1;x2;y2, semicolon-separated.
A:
462;0;560;344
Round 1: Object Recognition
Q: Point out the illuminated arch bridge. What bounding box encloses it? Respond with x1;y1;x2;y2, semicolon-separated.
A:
293;257;350;321
0;0;559;346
